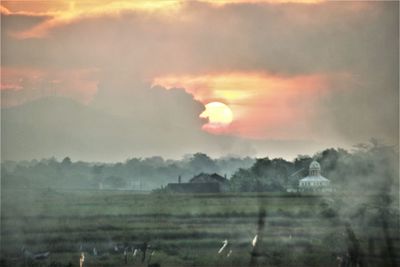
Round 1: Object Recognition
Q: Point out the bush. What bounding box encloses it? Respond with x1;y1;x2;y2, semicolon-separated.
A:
320;207;337;218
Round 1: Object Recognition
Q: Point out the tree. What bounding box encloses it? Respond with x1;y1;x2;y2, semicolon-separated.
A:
231;158;294;192
62;157;72;166
188;153;219;175
92;165;104;176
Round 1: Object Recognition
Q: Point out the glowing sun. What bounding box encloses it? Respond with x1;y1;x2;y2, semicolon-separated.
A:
200;102;234;126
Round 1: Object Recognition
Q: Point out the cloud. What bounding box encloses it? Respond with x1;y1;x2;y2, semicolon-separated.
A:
4;82;304;161
153;72;345;139
1;67;98;106
1;1;183;39
1;0;326;38
1;1;387;75
1;0;398;160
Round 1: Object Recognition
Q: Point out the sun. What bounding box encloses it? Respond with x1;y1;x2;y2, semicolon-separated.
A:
200;102;234;126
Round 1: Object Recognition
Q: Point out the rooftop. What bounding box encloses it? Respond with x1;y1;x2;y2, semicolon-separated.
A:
189;173;228;184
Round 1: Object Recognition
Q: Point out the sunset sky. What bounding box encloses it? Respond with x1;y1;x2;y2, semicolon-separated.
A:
1;0;398;161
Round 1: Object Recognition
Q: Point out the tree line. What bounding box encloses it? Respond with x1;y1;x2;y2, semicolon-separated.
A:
1;153;254;190
2;139;398;193
230;139;398;193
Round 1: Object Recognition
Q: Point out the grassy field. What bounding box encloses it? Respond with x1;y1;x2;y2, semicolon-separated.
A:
1;188;399;267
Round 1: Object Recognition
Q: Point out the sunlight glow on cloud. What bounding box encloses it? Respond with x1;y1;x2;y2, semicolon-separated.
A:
1;67;98;107
1;0;182;39
203;0;324;5
1;0;397;158
153;72;332;139
1;0;324;39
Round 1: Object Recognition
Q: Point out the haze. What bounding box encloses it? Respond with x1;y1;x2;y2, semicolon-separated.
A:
1;0;398;162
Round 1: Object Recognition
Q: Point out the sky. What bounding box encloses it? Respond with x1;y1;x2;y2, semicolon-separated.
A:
1;0;399;161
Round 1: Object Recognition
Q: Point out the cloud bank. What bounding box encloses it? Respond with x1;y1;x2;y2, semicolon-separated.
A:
1;0;398;161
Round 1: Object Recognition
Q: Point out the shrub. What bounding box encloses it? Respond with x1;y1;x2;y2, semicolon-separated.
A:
320;207;337;218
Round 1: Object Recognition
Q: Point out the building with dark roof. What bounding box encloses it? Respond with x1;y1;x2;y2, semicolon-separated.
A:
166;173;230;193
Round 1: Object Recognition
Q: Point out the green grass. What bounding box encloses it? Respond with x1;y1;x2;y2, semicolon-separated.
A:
1;189;399;267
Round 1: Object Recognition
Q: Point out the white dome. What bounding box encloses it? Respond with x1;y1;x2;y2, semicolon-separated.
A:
300;176;330;183
299;160;332;192
309;161;320;171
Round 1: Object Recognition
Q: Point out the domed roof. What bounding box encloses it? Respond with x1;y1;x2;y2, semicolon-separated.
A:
300;175;330;183
300;160;330;184
309;161;320;171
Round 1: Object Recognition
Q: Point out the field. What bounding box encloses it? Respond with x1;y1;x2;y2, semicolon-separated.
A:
1;188;399;267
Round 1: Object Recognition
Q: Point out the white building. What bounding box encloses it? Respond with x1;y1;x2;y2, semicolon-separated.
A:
298;161;332;192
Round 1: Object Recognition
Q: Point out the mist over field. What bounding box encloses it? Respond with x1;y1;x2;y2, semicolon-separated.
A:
1;140;398;193
1;0;399;266
1;141;399;266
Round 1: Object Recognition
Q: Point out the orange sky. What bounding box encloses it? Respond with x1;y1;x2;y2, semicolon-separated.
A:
1;0;324;39
1;0;324;13
1;0;397;155
0;0;361;140
1;67;98;106
153;72;332;139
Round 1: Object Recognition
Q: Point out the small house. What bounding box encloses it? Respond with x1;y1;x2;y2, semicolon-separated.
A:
166;173;230;193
